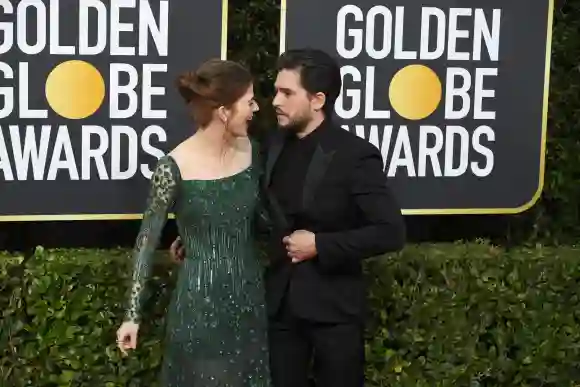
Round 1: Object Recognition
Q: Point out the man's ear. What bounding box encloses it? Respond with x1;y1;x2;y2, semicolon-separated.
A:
310;92;326;112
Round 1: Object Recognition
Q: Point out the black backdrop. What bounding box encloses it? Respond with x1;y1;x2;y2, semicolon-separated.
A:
1;0;566;252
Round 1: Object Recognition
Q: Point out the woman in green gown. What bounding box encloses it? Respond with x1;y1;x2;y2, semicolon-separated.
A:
116;59;271;386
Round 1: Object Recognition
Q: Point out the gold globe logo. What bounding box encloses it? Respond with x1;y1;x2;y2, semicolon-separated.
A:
45;60;105;120
388;64;442;121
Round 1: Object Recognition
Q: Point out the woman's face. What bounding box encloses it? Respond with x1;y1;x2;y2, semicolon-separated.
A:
224;84;259;137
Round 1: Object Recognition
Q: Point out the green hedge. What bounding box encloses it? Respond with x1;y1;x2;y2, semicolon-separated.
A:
2;242;580;386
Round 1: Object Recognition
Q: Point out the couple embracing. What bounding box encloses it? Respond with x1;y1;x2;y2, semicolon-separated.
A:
116;48;406;387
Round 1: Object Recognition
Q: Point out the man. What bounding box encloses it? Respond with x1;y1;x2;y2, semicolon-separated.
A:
171;48;406;387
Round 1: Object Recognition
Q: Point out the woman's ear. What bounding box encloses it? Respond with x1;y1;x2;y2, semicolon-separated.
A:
217;105;230;125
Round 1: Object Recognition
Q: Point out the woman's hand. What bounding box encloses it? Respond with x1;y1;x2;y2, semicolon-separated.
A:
170;236;185;263
116;321;139;356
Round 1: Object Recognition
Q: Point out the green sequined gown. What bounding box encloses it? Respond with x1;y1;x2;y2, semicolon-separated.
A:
124;145;271;386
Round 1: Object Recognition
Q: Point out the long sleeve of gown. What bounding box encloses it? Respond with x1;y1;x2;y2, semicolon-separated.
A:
124;156;180;323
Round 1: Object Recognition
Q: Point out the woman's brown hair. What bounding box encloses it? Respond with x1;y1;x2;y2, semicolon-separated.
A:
176;59;253;127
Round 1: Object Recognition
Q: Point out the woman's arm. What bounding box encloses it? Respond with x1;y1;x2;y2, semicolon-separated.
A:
124;156;180;323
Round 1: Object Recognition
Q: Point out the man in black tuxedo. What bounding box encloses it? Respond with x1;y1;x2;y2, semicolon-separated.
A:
170;48;405;387
261;48;405;387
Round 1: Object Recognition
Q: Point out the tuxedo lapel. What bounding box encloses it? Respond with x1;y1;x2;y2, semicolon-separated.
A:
264;132;285;187
263;131;291;230
302;144;335;210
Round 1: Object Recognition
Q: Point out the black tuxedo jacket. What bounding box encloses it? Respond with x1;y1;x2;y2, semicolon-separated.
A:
258;121;406;323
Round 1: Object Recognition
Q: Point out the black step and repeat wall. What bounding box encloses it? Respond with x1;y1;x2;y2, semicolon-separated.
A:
0;0;226;221
0;0;556;249
280;0;554;215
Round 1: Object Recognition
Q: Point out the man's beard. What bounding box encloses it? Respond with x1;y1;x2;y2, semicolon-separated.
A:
279;114;310;133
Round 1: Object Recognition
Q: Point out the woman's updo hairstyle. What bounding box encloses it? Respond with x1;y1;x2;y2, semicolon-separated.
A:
176;59;253;127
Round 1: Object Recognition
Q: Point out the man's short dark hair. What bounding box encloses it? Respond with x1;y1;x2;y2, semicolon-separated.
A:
276;48;342;117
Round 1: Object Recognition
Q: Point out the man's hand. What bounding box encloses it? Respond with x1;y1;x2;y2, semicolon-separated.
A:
283;230;317;263
169;237;185;263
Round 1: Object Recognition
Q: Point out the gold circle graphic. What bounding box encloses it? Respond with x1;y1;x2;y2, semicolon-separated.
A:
389;64;442;120
45;60;105;119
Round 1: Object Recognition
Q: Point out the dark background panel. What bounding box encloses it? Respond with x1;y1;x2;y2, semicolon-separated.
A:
0;0;223;217
286;0;551;211
0;0;567;251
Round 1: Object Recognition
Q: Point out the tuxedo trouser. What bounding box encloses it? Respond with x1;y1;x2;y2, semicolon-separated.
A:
268;296;365;387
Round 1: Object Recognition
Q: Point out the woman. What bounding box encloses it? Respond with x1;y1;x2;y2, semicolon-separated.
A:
116;59;271;386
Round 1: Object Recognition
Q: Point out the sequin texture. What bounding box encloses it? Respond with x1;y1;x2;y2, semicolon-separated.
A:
125;143;271;386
